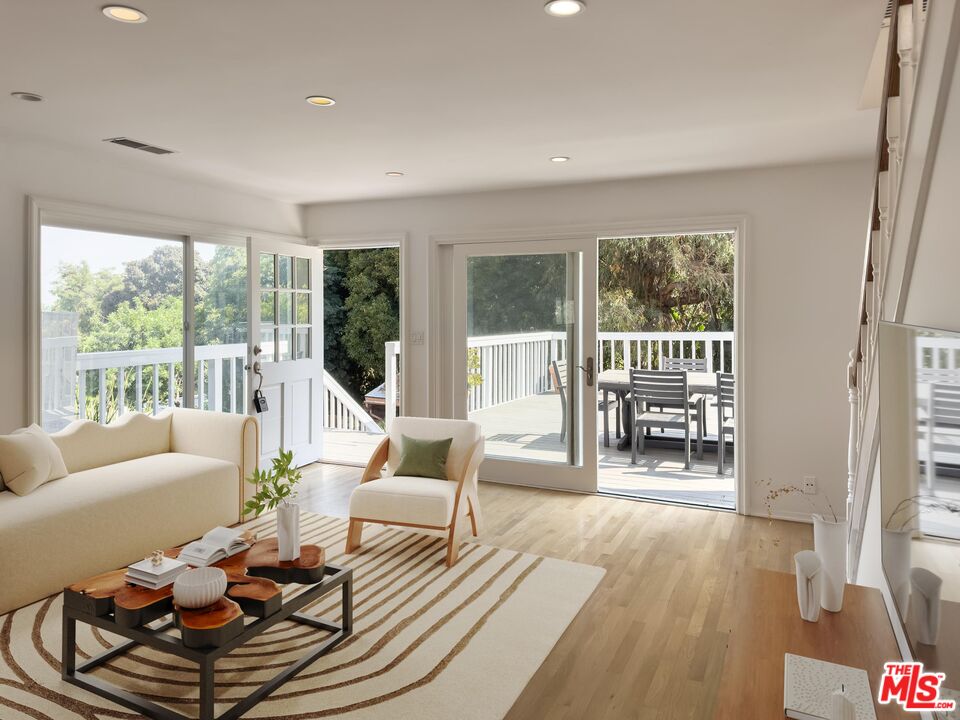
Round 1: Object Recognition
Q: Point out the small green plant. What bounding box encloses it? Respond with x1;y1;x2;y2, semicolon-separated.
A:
243;449;302;517
467;347;483;389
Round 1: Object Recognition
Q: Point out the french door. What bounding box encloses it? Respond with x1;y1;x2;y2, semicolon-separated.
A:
248;238;324;467
451;238;598;493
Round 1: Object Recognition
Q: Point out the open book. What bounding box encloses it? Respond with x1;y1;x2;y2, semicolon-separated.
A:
178;526;250;567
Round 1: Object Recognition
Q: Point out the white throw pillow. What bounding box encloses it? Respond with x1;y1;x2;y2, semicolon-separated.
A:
0;425;69;496
15;424;69;480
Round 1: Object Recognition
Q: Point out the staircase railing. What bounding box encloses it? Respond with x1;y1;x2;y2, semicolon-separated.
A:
848;0;928;577
322;370;383;434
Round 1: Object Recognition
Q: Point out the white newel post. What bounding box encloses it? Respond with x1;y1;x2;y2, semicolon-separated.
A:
898;5;916;138
846;350;860;583
886;95;901;218
871;170;891;365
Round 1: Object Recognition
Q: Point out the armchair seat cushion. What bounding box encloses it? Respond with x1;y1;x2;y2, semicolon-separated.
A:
349;476;458;528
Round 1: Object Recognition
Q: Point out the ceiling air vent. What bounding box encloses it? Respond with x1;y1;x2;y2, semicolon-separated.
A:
103;137;177;155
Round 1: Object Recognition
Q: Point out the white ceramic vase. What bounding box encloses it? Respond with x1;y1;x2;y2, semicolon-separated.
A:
882;527;913;614
910;567;942;645
277;502;301;562
173;567;227;609
794;550;822;622
812;514;848;612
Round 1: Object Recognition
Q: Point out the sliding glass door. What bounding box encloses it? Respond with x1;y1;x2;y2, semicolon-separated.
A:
452;238;598;493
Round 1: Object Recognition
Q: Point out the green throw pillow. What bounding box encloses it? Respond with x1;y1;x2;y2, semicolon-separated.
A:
394;435;453;480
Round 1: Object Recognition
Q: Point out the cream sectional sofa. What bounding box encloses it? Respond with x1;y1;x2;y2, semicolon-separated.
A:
0;408;258;615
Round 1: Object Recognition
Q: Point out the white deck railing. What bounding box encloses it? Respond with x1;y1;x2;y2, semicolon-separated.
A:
379;330;736;418
48;330;735;432
51;342;382;434
72;343;248;422
323;371;382;433
597;331;735;374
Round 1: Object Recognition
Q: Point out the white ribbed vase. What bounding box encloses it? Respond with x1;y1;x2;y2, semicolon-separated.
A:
277;502;301;562
812;515;848;612
173;567;227;609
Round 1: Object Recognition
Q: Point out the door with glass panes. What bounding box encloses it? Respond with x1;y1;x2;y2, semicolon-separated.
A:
249;238;323;466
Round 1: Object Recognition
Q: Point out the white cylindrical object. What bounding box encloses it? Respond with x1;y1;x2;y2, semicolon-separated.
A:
795;550;822;622
911;567;943;645
277;502;301;562
882;527;913;614
813;515;848;612
173;567;227;609
830;687;856;720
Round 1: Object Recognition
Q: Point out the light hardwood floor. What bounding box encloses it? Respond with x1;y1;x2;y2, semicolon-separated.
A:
298;462;812;720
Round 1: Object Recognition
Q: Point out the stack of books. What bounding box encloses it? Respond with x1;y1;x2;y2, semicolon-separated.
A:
125;556;189;590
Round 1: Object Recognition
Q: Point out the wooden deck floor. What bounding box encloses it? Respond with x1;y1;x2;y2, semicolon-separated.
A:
323;391;735;509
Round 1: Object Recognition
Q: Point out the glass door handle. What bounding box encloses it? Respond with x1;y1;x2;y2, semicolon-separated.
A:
577;357;595;387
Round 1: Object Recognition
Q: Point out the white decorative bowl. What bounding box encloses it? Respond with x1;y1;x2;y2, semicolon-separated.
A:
173;567;227;609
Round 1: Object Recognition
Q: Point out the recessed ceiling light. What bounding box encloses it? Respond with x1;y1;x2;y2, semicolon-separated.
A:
550;156;570;163
544;0;585;17
102;5;148;23
385;172;405;177
305;96;336;107
10;91;44;102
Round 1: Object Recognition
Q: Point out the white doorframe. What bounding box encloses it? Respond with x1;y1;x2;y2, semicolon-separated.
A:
308;233;411;424
428;214;749;514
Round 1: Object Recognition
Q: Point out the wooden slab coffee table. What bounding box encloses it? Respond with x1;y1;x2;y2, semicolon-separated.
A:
61;538;353;720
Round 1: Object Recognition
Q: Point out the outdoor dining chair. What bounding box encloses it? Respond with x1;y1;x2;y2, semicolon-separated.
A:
551;359;620;446
629;368;704;469
649;357;709;432
715;372;735;474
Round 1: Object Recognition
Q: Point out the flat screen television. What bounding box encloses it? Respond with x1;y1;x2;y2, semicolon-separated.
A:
878;321;960;695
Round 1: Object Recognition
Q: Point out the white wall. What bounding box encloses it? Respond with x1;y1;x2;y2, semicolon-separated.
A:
0;135;304;433
305;159;873;518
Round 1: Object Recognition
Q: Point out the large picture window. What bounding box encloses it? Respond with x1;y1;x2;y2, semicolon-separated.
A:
39;225;247;431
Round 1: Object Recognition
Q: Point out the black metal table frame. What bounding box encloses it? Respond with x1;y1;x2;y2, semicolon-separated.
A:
62;563;353;720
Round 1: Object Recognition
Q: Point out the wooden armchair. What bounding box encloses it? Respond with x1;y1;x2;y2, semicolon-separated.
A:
345;417;484;567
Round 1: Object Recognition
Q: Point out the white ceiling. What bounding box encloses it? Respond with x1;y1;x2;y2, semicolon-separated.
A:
0;0;883;205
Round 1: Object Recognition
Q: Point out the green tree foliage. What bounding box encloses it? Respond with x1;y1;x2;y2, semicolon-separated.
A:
48;244;246;423
323;248;400;400
466;254;566;335
598;234;734;332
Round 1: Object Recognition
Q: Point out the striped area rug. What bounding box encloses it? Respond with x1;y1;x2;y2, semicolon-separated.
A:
0;512;604;720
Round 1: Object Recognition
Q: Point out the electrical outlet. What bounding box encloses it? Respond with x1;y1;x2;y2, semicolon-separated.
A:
803;476;817;495
409;331;425;346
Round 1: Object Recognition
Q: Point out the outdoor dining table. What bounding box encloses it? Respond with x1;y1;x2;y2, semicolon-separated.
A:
597;369;718;451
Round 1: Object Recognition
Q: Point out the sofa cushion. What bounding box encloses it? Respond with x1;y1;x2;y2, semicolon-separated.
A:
52;412;172;473
349;476;458;528
16;424;69;479
0;431;53;496
0;452;239;615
